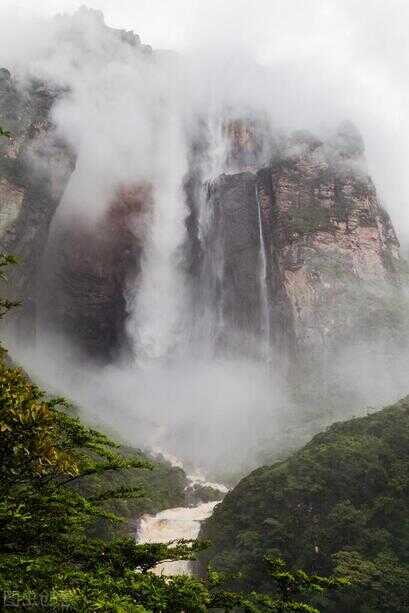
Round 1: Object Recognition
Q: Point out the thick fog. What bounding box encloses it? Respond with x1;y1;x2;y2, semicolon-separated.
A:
3;1;409;242
2;3;409;477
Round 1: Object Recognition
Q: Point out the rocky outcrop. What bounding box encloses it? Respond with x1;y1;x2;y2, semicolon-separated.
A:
0;69;74;341
41;183;152;361
266;125;401;362
223;116;272;172
202;121;404;369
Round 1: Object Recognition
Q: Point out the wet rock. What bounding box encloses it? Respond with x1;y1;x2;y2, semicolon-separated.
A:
41;183;152;362
0;68;11;85
0;73;74;343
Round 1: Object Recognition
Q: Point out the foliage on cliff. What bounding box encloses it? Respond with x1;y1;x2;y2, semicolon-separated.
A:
201;397;409;612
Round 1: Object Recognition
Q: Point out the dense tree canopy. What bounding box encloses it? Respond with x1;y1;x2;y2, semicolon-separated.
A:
202;398;409;612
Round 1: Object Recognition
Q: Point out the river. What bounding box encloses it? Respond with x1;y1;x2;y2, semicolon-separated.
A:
136;455;228;576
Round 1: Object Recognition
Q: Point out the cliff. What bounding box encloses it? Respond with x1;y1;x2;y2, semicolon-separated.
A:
0;65;406;385
41;183;152;361
0;68;73;342
191;120;404;380
263;124;401;360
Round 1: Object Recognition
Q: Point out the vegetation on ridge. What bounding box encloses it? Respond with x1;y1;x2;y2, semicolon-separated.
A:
201;397;409;612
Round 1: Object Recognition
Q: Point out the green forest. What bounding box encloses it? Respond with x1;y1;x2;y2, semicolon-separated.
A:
202;398;409;612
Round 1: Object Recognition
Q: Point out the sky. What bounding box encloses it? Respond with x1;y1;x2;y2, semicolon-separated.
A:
3;1;408;84
2;1;406;60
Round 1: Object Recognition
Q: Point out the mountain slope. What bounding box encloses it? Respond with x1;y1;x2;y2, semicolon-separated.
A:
201;396;409;612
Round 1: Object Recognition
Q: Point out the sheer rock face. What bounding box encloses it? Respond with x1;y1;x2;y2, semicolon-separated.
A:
265;135;401;361
205;172;263;348
42;183;152;361
0;70;74;341
206;124;402;363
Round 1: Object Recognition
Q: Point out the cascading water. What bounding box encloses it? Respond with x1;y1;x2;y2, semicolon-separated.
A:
126;110;230;363
255;182;272;362
120;110;280;565
137;502;219;576
126;116;278;574
192;116;229;356
193;180;225;355
136;453;228;576
126;103;189;363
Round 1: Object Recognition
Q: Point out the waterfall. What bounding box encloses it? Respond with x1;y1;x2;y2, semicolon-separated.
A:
117;110;279;474
126;107;189;363
255;182;272;361
136;453;227;576
193;180;225;354
137;502;219;576
126;110;272;364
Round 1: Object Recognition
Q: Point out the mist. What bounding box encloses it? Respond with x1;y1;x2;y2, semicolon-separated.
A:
1;3;409;478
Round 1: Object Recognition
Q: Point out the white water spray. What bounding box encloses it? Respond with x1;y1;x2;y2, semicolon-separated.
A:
192;116;230;354
137;502;219;576
255;182;272;361
136;454;227;576
126;103;189;362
